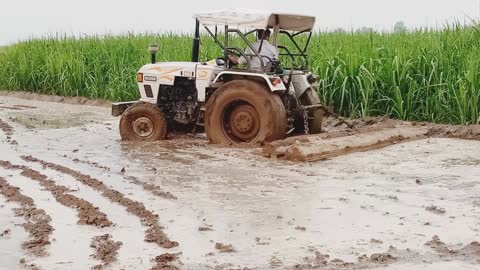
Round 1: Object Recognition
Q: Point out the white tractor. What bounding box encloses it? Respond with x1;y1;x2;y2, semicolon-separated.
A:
113;10;324;144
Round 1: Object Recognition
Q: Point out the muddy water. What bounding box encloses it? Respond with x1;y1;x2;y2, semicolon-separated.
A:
0;96;480;269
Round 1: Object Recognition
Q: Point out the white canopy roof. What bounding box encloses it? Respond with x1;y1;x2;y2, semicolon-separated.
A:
194;9;315;32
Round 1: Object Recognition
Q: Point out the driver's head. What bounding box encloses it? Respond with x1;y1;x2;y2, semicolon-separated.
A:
257;29;271;40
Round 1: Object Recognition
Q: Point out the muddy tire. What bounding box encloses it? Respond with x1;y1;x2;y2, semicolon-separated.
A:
205;80;287;144
119;102;167;141
300;88;323;134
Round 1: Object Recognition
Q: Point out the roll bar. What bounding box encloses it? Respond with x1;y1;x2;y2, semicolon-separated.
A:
191;21;313;71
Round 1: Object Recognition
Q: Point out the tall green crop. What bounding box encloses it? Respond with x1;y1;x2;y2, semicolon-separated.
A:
0;26;479;125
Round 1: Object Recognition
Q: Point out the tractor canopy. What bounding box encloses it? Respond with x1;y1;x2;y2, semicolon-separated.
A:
193;10;315;32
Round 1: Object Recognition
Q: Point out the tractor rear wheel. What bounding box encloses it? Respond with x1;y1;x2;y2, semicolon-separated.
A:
205;80;287;145
119;102;167;141
299;88;324;134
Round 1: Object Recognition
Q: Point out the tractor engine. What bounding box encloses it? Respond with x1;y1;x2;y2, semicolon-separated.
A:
157;78;197;125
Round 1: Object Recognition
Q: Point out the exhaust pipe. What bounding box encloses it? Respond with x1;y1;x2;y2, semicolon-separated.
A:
192;19;200;62
148;43;159;64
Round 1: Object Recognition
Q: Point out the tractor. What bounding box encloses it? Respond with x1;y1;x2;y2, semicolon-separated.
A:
113;10;324;144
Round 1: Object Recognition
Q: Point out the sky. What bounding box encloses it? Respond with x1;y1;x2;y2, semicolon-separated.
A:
1;0;480;45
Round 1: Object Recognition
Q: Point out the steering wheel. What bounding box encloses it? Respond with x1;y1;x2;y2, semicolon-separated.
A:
261;55;282;73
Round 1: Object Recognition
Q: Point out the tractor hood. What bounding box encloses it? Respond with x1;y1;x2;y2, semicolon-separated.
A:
140;62;199;75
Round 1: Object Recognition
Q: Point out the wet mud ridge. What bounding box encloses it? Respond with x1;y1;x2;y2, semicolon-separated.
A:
425;235;480;263
0;176;53;257
0;117;18;145
289;248;400;270
150;253;182;270
20;155;181;266
125;175;177;200
90;234;123;270
262;117;480;162
0;160;113;227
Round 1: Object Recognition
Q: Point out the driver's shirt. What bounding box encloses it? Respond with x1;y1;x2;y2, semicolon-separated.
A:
238;40;279;72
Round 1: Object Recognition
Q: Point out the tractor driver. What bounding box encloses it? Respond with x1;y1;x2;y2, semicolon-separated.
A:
230;29;279;72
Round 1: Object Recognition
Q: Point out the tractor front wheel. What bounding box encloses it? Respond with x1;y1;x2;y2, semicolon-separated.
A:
119;102;167;141
205;80;287;145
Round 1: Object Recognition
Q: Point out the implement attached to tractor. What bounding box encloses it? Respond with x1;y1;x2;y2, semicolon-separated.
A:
113;10;324;144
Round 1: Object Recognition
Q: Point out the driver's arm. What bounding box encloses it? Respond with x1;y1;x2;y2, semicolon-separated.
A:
238;47;252;65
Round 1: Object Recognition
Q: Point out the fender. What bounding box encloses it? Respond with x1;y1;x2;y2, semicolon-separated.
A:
213;71;286;92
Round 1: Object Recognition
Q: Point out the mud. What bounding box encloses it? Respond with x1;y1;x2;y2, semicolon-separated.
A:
0;117;17;145
427;124;480;140
425;205;447;215
21;155;178;249
425;235;480;262
0;105;24;110
125;175;177;200
1;95;480;269
151;253;181;270
0;160;112;228
0;90;111;107
0;176;53;256
215;243;237;253
291;247;401;269
90;234;123;270
71;157;111;171
262;117;480;162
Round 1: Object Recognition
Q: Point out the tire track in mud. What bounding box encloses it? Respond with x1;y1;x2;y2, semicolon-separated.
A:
62;155;177;200
21;156;179;249
124;175;177;200
90;234;123;270
0;176;53;257
0;160;112;228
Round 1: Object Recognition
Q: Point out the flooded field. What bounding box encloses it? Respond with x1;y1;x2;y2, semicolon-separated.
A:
0;94;479;270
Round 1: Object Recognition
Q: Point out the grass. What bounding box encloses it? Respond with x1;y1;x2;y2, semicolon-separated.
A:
0;26;479;125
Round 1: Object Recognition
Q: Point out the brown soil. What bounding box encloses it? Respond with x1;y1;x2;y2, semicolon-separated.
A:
425;235;480;261
90;234;123;270
21;155;178;249
0;118;17;145
291;246;399;270
125;175;177;200
0;91;111;107
0;118;14;136
0;176;53;256
0;160;112;228
150;253;181;270
427;124;480;140
215;243;236;253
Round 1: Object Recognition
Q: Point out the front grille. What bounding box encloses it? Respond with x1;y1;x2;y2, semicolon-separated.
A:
144;85;153;98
